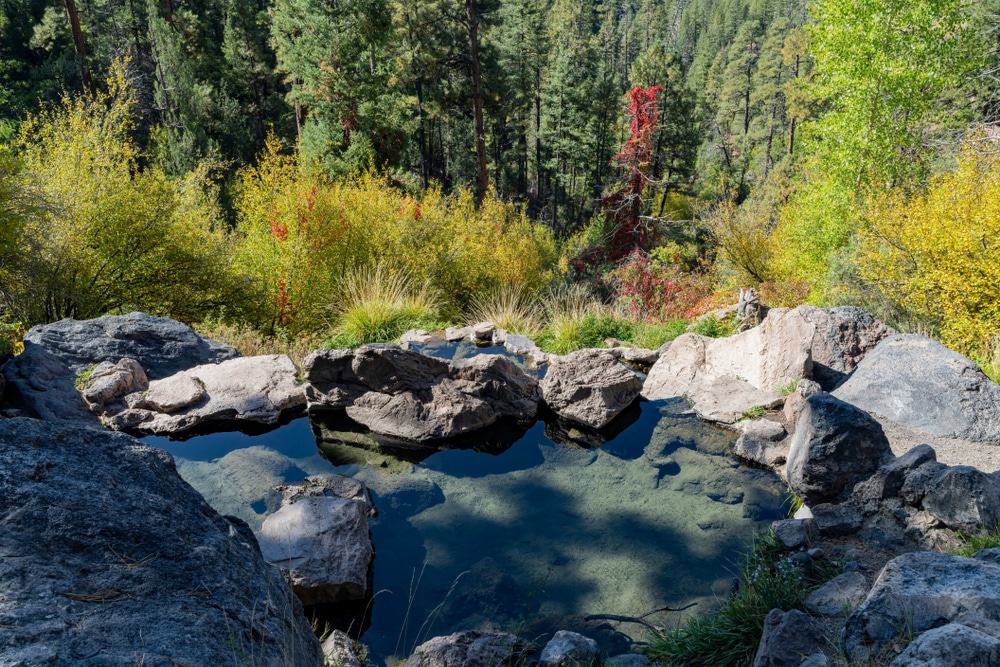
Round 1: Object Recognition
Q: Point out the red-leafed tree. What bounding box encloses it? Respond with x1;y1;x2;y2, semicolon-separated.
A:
603;85;663;261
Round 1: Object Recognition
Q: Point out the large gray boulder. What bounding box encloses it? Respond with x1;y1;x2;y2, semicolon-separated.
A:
104;354;307;434
797;306;895;390
3;313;239;426
540;349;642;428
22;312;239;379
0;417;322;667
258;475;375;605
833;334;1000;444
890;623;1000;667
786;393;892;505
304;346;540;442
401;631;522;667
844;552;1000;663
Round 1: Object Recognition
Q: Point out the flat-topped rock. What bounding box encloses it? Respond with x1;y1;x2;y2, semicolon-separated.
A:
834;334;1000;445
540;349;642;429
0;418;322;667
105;354;306;434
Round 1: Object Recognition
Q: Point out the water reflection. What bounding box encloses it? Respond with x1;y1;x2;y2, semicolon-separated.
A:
144;399;785;666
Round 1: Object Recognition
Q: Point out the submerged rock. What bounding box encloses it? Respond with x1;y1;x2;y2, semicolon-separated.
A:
0;417;322;667
833;334;1000;444
539;630;600;667
540;349;642;429
258;474;375;605
304;346;539;442
401;631;523;667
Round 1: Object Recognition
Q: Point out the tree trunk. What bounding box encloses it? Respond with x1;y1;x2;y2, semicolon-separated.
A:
63;0;93;95
466;0;489;203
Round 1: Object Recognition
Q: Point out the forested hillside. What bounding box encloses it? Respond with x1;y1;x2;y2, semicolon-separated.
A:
1;0;999;372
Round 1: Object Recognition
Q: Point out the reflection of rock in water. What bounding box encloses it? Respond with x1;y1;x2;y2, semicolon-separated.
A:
311;409;529;472
543;401;642;449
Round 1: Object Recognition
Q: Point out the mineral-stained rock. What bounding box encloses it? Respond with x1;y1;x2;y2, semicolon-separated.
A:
113;354;306;434
258;475;375;605
753;609;826;667
786;393;892;505
844;552;1000;663
304;346;539;442
0;417;322;667
540;349;642;429
401;631;522;667
833;334;1000;444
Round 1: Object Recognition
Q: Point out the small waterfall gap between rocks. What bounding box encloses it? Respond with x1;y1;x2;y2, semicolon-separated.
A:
142;340;788;666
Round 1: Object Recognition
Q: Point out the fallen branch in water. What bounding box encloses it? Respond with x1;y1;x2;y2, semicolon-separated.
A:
584;602;698;630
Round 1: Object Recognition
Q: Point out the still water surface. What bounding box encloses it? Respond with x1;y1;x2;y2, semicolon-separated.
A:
143;346;785;664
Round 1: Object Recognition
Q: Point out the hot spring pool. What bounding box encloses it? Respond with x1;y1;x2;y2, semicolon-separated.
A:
143;347;786;665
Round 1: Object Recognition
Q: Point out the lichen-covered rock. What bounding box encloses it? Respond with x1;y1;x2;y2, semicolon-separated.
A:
890;623;1000;667
845;552;1000;663
258;475;375;605
401;631;522;667
0;417;322;667
540;349;642;429
833;334;1000;444
797;306;895;390
786;393;892;505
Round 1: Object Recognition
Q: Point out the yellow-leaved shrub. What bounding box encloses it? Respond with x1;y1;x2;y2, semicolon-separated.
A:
858;140;1000;354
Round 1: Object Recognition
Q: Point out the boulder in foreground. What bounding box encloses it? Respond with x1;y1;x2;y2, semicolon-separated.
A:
540;349;642;429
0;417;322;667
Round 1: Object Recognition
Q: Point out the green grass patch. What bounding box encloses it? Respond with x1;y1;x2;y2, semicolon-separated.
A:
630;320;688;349
537;313;634;354
778;379;800;396
690;314;738;338
647;529;836;667
949;525;1000;557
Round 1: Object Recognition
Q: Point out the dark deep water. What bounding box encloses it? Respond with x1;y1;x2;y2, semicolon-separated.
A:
143;345;786;665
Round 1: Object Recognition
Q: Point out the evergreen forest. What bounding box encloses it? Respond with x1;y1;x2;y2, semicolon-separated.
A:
1;0;999;376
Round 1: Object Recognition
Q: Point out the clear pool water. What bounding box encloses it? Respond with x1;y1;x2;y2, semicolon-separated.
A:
144;394;786;665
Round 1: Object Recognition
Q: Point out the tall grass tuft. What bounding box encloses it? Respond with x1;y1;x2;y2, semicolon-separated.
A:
466;284;545;338
647;530;819;667
974;334;1000;385
328;264;444;347
537;284;609;354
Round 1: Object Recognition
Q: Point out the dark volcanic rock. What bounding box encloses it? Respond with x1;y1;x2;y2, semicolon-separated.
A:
22;312;239;379
833;334;1000;444
786;393;892;505
0;418;323;667
752;609;826;667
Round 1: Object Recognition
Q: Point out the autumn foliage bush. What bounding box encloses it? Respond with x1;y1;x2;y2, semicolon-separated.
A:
234;137;557;333
606;247;712;323
858;138;1000;355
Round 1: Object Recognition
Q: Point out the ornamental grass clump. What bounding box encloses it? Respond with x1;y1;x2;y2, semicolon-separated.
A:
466;284;544;338
328;265;443;347
536;284;634;354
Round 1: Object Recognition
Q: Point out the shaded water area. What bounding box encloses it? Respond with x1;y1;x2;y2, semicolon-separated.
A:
143;344;787;665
